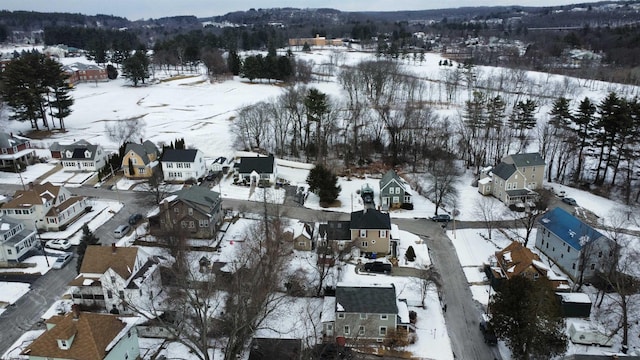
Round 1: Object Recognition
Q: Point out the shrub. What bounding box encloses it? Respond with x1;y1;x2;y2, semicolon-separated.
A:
401;202;414;210
405;246;416;262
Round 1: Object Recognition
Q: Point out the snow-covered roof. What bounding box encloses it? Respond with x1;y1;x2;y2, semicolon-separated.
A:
557;292;591;304
478;177;492;185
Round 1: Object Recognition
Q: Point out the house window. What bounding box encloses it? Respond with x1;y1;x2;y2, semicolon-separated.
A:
590;264;595;270
118;290;124;298
361;241;368;248
107;290;113;299
392;196;399;203
199;219;209;227
379;230;386;238
298;242;306;247
110;276;116;283
360;313;367;320
389;187;395;195
567;245;571;252
541;239;544;246
337;313;344;319
174;208;180;213
360;229;366;238
139;168;146;174
371;239;376;244
344;326;350;335
188;208;193;215
598;251;603;258
379;326;387;336
546;243;549;249
380;314;388;320
189;221;195;228
359;326;365;335
572;263;576;270
181;221;188;228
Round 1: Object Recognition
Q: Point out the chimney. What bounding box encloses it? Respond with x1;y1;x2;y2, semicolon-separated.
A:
71;304;80;319
111;243;116;254
140;138;143;144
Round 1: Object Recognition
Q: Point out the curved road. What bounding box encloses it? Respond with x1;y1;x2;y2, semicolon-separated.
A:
0;184;500;359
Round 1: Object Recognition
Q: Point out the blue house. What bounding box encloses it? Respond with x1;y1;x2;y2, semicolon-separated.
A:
535;207;613;282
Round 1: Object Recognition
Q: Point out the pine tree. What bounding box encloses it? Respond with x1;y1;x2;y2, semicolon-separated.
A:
572;97;596;182
490;276;567;359
76;224;100;273
306;164;341;206
405;246;416;262
122;48;150;87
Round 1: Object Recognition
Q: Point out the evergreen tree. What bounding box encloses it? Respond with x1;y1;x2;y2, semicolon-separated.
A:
572;97;597;182
490;276;567;359
306;164;341;206
122;48;150;87
227;49;241;75
405;246;416;262
1;50;73;131
76;224;100;273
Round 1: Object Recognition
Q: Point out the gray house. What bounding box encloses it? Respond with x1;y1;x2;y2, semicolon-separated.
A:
535;207;613;282
379;170;411;210
322;284;410;344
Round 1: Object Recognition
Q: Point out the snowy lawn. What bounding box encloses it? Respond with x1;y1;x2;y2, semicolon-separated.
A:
0;282;30;315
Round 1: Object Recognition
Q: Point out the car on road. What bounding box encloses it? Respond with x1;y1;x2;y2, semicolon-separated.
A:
479;316;498;345
363;261;392;274
431;214;451;222
113;224;131;238
45;239;72;251
128;213;143;225
562;197;577;206
555;190;566;198
52;252;72;269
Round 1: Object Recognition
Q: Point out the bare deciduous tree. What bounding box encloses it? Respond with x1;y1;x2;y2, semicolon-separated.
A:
105;117;146;145
425;159;460;215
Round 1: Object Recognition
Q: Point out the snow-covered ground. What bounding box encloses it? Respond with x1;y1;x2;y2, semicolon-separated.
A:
0;282;30;315
1;46;640;358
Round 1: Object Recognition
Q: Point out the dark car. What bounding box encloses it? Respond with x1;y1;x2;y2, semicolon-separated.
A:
128;213;143;225
562;197;577;206
363;261;392;274
479;318;498;345
431;214;451;222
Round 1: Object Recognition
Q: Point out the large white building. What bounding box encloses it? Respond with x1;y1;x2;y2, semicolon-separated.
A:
160;148;206;182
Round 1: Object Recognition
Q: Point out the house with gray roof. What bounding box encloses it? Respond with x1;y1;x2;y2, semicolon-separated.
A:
379;170;411;211
478;152;545;205
535;207;613;282
122;140;160;179
322;284;410;344
350;209;392;256
54;139;108;172
0;132;36;171
149;185;223;239
161;148;206;182
0;217;39;262
235;154;276;186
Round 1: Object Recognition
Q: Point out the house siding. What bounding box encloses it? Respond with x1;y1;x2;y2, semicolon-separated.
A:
350;229;391;255
334;312;397;342
123;152;152;179
104;327;141;360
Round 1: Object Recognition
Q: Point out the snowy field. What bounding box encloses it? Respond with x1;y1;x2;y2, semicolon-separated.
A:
2;45;640;358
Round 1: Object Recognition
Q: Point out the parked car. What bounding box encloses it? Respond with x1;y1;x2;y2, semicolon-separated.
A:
562;197;578;206
431;214;451;222
113;224;131;238
556;190;566;198
52;252;72;269
363;261;392;274
45;239;72;251
479;317;498;345
128;213;143;225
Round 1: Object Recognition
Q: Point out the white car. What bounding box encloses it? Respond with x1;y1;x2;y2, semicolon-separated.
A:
52;252;72;269
45;239;72;251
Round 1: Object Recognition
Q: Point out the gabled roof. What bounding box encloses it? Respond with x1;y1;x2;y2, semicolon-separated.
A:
23;311;127;360
59;140;100;161
0;132;30;149
350;209;391;230
172;186;220;208
507;152;546;167
492;162;517;180
538;207;605;251
379;170;405;190
161;148;199;163
318;221;351;241
79;246;140;279
335;285;398;314
124;141;158;165
2;182;61;208
495;241;541;278
238;155;275;174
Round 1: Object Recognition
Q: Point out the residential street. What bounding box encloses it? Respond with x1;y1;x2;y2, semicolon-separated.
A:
0;183;500;359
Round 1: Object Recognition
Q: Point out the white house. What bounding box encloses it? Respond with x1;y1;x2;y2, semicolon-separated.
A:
55;139;108;172
0;182;89;231
68;244;162;314
0;217;39;262
160;148;206;182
